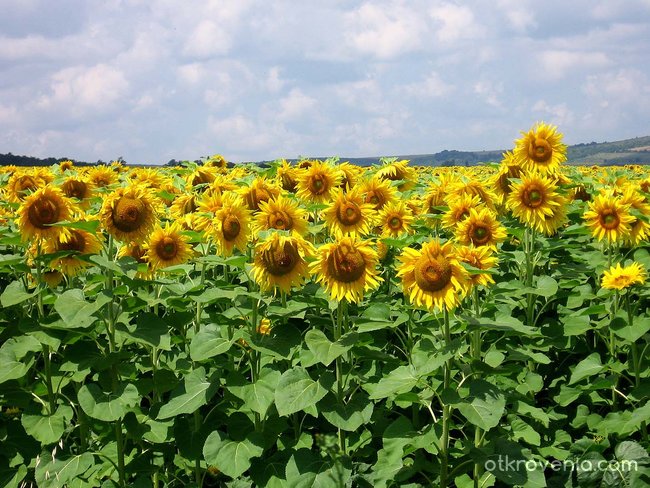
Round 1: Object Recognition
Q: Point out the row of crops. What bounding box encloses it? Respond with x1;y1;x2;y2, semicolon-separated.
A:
1;122;650;487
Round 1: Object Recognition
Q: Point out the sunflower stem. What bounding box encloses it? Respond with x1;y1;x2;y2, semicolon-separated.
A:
626;294;648;442
471;288;483;488
440;308;452;488
34;246;56;415
335;300;346;454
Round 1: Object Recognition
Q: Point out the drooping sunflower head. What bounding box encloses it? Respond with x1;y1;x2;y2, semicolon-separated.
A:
276;160;299;192
491;151;523;204
254;194;308;236
87;166;119;189
17;186;77;242
378;201;414;238
620;185;650;247
58;160;74;172
601;262;646;290
583;191;635;244
251;232;314;294
296;160;342;204
100;185;162;243
454;207;507;248
322;187;377;238
6;171;43;202
170;194;198;220
506;171;564;231
238;177;282;212
128;168;170;190
514;121;567;173
375;159;416;191
43;226;103;276
145;222;195;272
310;235;382;303
448;178;497;210
358;176;397;211
396;239;470;312
60;176;94;207
456;245;499;287
209;193;251;256
186;167;218;191
204;154;228;169
338;162;362;191
117;241;153;278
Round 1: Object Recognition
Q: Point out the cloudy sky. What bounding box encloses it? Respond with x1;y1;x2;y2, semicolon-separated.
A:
1;0;649;164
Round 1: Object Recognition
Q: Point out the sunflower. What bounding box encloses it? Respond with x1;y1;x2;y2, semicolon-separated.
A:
296;160;342;204
251;232;314;293
43;227;103;276
117;241;153;279
601;262;646;290
238;177;282;212
456;245;498;287
378;201;414;238
454;207;507;248
620;185;650;247
396;239;470;312
491;151;523;205
322;187;376;238
186;167;218;191
170;194;198;220
583;191;635;243
537;195;569;236
441;194;483;229
17;186;76;242
276;160;299;192
59;160;74;172
310;235;382;303
87;166;119;188
204;154;228;169
6;172;43;202
514;121;567;173
506;171;564;231
358;176;397;211
253;194;308;237
128;168;170;190
375;159;416;191
60;176;94;207
338;162;362;191
257;318;272;335
209;193;251;256
145;223;195;272
447;178;497;210
99;185;161;243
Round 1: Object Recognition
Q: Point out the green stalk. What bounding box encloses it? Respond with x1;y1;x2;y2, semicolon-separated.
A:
611;289;619;411
192;261;208;483
525;226;536;327
626;293;648;442
440;308;452;488
335;300;346;454
471;288;483;488
34;244;56;414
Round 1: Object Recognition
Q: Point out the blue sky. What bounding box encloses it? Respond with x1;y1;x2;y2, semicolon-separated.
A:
1;0;649;164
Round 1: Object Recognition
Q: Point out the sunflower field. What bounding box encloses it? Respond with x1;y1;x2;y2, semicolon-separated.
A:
1;123;650;488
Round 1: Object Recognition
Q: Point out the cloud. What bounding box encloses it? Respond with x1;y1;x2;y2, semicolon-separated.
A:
537;50;611;80
429;3;485;43
275;88;317;121
402;71;455;98
183;20;232;58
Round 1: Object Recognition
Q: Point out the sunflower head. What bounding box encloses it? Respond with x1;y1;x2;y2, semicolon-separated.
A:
322;188;376;238
514;121;567;173
456;245;498;287
310;235;382;303
601;262;646;290
87;166;119;188
43;226;103;276
252;232;314;293
378;201;414;238
254;194;308;236
397;239;470;312
506;171;565;232
17;186;76;242
455;207;507;248
358;176;397;211
100;185;162;242
239;177;282;212
145;223;195;272
6;172;43;202
583;191;635;243
296;161;342;204
209;193;251;256
375;159;416;191
205;154;228;168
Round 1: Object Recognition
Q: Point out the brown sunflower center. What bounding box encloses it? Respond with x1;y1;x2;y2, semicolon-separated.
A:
17;176;39;198
182;197;197;214
528;137;553;163
113;197;147;232
471;225;490;245
261;243;300;276
222;214;241;241
308;174;328;195
600;210;619;230
268;210;293;231
58;231;86;252
156;236;178;260
27;196;61;229
327;244;366;283
522;186;545;208
365;191;385;209
62;180;87;200
388;216;402;230
414;254;453;292
337;202;362;226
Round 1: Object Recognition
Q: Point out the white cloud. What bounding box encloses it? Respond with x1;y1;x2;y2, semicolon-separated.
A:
402;71;454;98
531;100;574;125
429;3;485;43
276;88;317;121
537;50;610;80
496;0;537;33
265;66;285;93
474;81;503;108
183;20;232;58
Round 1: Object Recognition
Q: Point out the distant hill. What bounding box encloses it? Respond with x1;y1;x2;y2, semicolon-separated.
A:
2;135;650;168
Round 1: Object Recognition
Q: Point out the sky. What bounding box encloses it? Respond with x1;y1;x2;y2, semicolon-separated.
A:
1;0;649;165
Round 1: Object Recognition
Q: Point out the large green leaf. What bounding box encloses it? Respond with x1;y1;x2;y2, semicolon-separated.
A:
569;352;603;385
366;365;419;400
116;311;172;350
274;367;331;417
54;289;111;328
456;380;506;431
320;392;374;431
189;324;232;361
34;452;95;488
157;367;219;419
227;369;280;416
0;336;40;384
0;280;36;307
203;431;264;479
21;406;73;445
77;383;139;421
304;329;357;366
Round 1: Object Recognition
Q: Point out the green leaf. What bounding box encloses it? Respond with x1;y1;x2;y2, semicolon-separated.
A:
456;380;506;431
203;431;264;479
227;369;280;416
157;367;219;419
50;219;100;233
0;465;28;488
21;406;73;445
35;452;95;488
78;383;139;421
320;392;374;431
54;289;111;328
569;352;603;385
0;280;36;307
274;367;331;417
366;365;419;400
0;336;39;384
611;315;650;343
510;417;541;446
534;275;558;297
304;329;357;366
189;324;232;361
